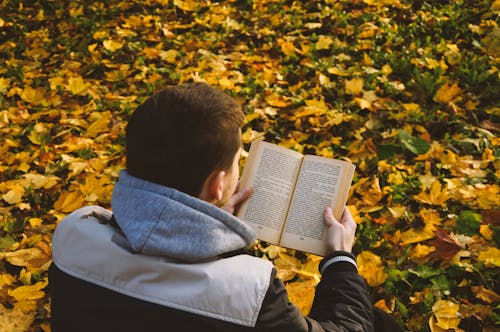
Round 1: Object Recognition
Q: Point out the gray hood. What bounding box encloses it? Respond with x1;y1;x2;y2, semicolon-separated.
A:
111;170;256;262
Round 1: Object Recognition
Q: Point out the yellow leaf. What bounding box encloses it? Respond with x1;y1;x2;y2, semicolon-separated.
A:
8;280;48;302
1;248;50;269
477;247;500;267
382;64;392;75
103;39;124;52
294;255;321;283
2;187;25;205
0;77;10;94
434;81;462;104
357;250;388;287
174;0;198;11
400;228;435;245
265;93;292;108
0;304;35;332
431;299;461;330
345;77;364;96
66;75;90;95
409;244;435;263
285;279;317;315
86;112;111;137
218;76;234;90
327;66;350;76
475;184;500;209
160;49;180;64
241;128;265;144
20;86;45;106
360;178;384;206
259;244;286;259
315;35;333;50
354;97;372;110
374;299;391;313
400;209;441;245
479;224;493;240
28;122;51;145
28;218;43;228
403;103;421;112
413;181;449;206
291;100;328;119
23;173;59;189
54;191;86;213
79;174;113;203
0;274;16;289
279;39;296;56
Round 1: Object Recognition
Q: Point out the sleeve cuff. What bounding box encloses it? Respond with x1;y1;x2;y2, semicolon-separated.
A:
319;251;357;275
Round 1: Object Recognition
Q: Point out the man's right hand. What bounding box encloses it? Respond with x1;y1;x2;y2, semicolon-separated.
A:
323;207;356;254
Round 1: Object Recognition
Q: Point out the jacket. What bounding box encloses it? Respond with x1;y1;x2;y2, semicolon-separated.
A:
49;170;374;331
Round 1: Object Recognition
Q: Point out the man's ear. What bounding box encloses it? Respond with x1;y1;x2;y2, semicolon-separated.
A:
199;170;226;203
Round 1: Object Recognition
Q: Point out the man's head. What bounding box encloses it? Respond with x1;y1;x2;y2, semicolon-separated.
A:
126;83;245;202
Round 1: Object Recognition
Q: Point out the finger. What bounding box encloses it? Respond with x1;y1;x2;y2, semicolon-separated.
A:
341;207;357;229
323;207;336;226
229;187;252;206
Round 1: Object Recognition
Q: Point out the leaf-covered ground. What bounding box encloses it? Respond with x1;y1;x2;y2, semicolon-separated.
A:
0;0;499;331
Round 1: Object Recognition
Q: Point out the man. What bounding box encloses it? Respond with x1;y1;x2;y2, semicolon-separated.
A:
50;83;395;331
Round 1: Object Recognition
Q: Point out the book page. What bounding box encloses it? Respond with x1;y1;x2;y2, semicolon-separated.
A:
279;156;355;255
237;141;303;245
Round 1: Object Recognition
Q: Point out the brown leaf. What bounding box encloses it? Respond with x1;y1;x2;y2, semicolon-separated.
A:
428;230;462;262
481;210;500;226
471;285;500;304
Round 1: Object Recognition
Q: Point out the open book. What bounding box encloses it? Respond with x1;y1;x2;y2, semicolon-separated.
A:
237;140;356;256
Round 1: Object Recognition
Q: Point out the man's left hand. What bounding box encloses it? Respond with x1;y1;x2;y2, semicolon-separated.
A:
221;187;253;215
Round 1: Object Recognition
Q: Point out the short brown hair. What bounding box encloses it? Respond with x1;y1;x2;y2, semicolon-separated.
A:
126;83;244;196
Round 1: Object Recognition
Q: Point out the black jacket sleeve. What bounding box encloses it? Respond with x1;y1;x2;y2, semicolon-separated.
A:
254;251;374;332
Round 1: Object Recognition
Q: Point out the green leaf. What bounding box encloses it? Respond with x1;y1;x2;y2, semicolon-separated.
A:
377;144;399;159
398;130;431;155
455;210;482;235
0;234;16;249
409;265;444;279
430;274;450;290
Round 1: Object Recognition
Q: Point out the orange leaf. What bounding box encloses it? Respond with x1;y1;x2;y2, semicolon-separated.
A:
471;285;500;304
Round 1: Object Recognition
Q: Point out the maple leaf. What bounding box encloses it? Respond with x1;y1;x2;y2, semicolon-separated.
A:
477;247;500;267
19;86;45;106
428;230;462;263
66;75;90;95
357;250;388;287
413;181;449;206
53;191;86;213
430;299;461;330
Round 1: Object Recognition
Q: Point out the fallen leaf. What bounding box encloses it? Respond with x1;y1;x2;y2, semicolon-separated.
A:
345;78;364;96
53;191;86;213
471;285;500;304
285;279;317;315
357;250;388;287
477;247;500;267
103;39;124;52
